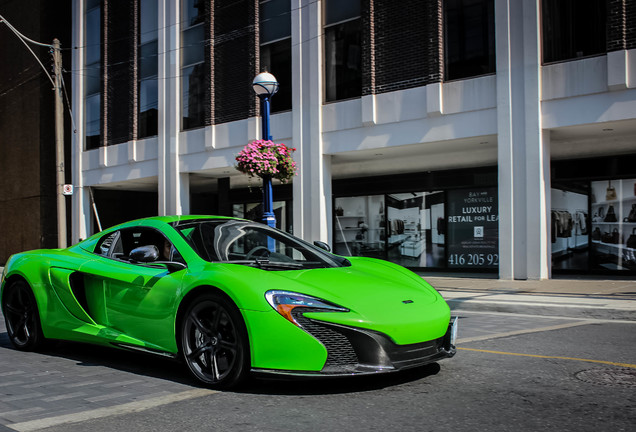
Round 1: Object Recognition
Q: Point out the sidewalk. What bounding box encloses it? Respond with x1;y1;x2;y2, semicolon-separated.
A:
420;274;636;321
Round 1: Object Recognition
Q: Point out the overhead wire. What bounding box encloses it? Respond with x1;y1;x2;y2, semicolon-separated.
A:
0;13;56;87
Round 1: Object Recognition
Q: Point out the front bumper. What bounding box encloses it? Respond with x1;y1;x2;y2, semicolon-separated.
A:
253;315;457;377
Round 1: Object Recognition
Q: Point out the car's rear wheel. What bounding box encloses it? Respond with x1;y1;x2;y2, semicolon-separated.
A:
179;293;249;388
2;279;45;351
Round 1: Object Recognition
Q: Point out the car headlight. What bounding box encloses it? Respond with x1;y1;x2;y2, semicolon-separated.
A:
265;290;348;326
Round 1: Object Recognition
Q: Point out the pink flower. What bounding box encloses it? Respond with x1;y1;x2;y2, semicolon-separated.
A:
235;140;298;183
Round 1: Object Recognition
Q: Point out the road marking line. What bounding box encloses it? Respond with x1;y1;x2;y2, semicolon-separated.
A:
456;321;593;343
7;388;218;432
458;347;636;369
452;309;636;324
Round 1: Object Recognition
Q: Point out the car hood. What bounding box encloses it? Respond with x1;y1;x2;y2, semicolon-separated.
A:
266;257;450;344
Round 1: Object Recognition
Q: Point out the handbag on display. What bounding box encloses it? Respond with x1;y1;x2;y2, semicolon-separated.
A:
604;205;618;222
591;227;602;241
626;204;636;223
606;180;617;201
601;231;613;243
627;228;636;249
611;228;621;244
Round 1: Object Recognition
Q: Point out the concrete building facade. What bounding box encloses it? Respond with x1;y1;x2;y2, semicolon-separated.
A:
65;0;636;279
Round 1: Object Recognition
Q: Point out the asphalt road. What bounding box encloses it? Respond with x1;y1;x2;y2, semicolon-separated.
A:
1;310;635;432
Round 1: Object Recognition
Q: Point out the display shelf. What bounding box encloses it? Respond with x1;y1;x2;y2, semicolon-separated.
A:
591;240;635;252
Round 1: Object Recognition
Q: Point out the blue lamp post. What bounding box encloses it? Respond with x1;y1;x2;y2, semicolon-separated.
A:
252;72;279;229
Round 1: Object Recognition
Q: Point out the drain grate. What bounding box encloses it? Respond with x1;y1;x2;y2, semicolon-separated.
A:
575;368;636;388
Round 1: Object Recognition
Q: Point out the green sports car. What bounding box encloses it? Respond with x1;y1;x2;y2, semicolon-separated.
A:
1;215;456;388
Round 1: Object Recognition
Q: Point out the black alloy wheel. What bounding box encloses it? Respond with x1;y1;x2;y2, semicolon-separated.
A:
180;293;249;388
2;279;45;351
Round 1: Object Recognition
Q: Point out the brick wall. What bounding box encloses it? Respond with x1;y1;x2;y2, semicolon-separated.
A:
213;0;259;125
626;0;636;49
365;0;442;96
604;0;635;52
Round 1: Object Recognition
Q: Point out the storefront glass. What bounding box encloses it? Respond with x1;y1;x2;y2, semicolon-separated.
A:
333;188;499;271
590;179;636;271
447;188;499;269
386;192;445;268
232;201;290;233
334;195;385;258
551;188;589;271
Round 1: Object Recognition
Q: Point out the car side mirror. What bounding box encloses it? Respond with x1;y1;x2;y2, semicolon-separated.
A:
130;245;159;263
313;241;331;252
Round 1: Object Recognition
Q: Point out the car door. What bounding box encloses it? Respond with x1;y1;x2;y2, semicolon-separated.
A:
79;227;186;352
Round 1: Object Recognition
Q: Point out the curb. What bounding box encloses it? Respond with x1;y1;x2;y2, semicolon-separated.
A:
442;294;636;321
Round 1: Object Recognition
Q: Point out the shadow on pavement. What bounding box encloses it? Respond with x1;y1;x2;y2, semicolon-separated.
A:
240;362;442;396
0;331;194;386
1;330;442;395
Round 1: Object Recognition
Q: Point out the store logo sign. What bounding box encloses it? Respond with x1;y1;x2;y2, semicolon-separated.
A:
474;226;484;238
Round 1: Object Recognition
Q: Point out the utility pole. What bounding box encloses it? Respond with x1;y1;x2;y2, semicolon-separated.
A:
52;38;67;249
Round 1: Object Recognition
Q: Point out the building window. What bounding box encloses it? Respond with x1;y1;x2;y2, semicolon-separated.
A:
323;0;361;102
85;0;101;150
139;0;158;138
181;0;206;130
542;0;606;64
259;0;292;113
444;0;495;81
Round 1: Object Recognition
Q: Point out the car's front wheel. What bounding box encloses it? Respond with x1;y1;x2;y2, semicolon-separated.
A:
2;279;45;351
179;293;249;388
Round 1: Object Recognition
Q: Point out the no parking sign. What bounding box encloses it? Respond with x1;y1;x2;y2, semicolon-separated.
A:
62;184;73;196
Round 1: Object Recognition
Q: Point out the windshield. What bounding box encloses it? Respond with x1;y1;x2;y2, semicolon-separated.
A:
171;219;348;269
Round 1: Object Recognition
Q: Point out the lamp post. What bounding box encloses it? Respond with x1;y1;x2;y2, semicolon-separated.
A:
252;72;279;229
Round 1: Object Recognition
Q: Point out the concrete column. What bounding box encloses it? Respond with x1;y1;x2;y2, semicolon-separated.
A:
496;0;549;279
71;0;92;242
291;0;332;242
157;0;184;215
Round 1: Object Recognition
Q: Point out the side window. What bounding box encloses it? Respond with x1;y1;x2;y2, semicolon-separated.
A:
96;231;121;257
94;227;184;265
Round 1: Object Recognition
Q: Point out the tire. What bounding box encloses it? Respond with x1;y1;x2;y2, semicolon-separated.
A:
2;279;45;351
179;292;249;388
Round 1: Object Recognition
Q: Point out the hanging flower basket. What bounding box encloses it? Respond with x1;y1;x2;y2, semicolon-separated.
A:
235;140;298;183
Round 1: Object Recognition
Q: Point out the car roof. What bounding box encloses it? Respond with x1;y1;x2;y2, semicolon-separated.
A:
73;215;239;252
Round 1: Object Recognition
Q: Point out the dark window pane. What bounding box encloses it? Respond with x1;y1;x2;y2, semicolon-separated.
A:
260;0;291;44
140;0;158;44
85;62;101;95
324;0;360;25
444;0;495;81
140;40;158;79
182;64;206;129
542;0;606;64
86;0;100;11
139;79;158;138
139;0;158;138
260;39;292;112
181;24;205;66
85;93;101;150
183;0;205;26
85;8;100;65
324;19;361;102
